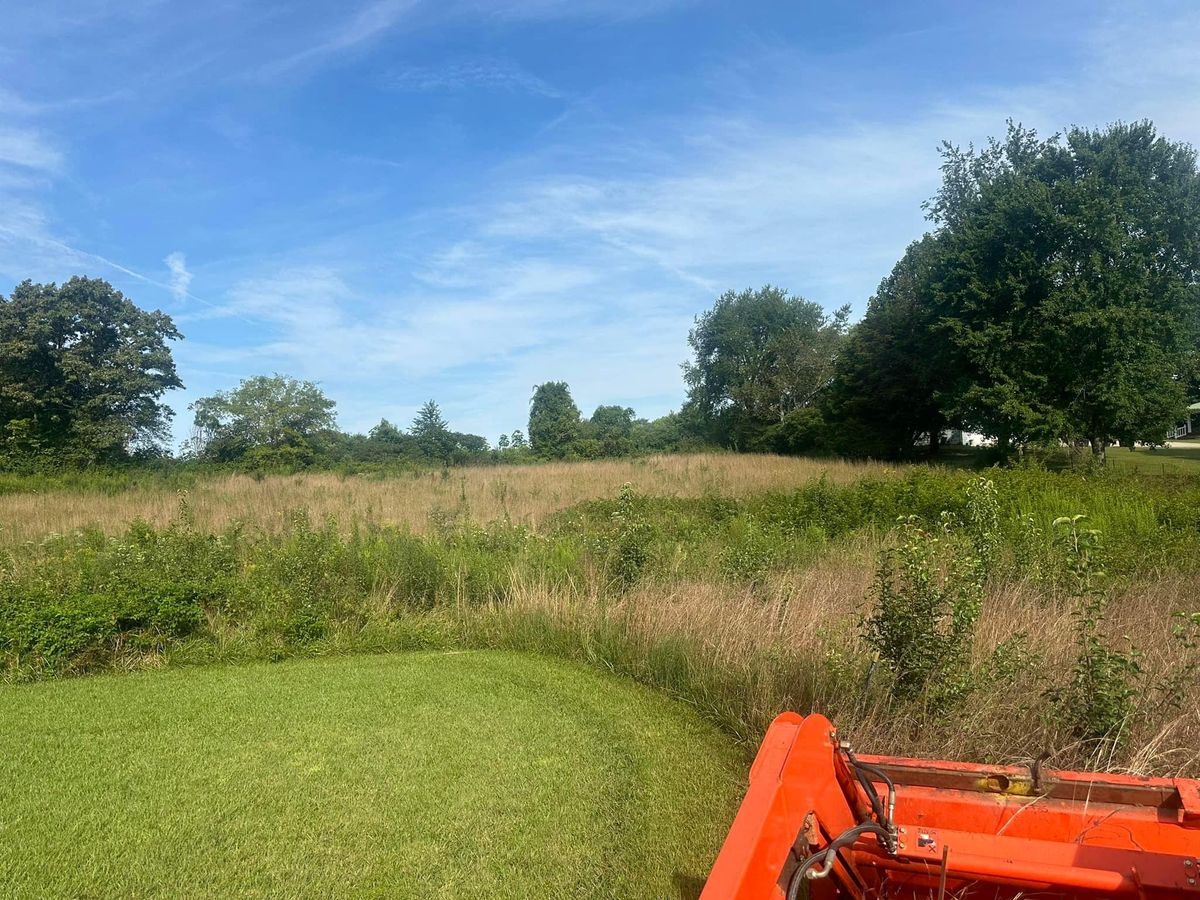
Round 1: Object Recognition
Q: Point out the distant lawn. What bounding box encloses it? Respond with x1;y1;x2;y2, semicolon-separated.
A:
0;652;742;899
1107;445;1200;474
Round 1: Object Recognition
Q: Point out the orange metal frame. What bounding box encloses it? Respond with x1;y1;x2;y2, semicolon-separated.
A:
702;712;1200;899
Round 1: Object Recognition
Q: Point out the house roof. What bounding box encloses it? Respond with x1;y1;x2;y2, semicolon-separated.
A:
1190;401;1200;412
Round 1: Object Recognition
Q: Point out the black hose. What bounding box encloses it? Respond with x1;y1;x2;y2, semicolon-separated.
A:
785;822;891;900
845;749;896;845
850;758;895;798
784;747;899;899
851;764;885;823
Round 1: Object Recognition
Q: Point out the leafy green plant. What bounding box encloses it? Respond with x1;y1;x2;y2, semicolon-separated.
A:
1153;611;1200;713
862;514;985;707
861;477;999;708
609;483;653;589
718;518;781;583
1048;515;1142;749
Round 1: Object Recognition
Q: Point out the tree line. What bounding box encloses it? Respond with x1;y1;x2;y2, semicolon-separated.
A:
2;120;1197;470
684;120;1200;459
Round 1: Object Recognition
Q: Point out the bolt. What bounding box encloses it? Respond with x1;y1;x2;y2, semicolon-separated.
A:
1186;860;1194;868
1188;878;1196;886
899;827;906;834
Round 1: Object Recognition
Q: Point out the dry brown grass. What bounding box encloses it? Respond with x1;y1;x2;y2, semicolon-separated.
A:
470;552;1200;776
0;453;900;545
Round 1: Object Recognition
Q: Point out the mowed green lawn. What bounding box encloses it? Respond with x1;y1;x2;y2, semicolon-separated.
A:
1107;445;1200;474
0;652;743;899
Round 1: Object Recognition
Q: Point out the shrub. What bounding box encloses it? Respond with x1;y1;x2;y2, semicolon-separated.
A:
609;484;653;589
1048;516;1142;749
862;477;999;709
718;518;782;582
862;515;984;707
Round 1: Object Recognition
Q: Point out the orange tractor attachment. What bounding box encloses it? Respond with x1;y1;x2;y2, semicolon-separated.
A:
702;712;1200;899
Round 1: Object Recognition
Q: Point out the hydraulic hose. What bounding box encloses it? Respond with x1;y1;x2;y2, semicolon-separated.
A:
785;822;893;900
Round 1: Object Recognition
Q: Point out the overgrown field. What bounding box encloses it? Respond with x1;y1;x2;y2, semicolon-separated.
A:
1;454;1198;778
0;651;740;899
0;453;892;543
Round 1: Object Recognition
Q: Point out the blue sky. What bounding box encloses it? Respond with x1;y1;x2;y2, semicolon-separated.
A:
2;0;1199;446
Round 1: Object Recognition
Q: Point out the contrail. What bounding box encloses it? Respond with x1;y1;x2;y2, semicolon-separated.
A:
0;226;254;324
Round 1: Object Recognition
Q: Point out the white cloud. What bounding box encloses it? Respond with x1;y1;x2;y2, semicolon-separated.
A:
387;59;564;98
7;0;1200;447
254;0;419;79
0;127;63;171
250;0;692;83
164;251;193;303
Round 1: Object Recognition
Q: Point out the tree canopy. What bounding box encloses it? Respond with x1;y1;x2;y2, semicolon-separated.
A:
529;382;582;459
5;118;1198;471
825;235;953;458
929;121;1200;453
189;375;336;462
582;405;635;458
683;286;849;449
0;277;182;464
411;400;455;463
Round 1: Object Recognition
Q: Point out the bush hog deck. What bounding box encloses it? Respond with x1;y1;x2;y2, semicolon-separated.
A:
702;712;1200;899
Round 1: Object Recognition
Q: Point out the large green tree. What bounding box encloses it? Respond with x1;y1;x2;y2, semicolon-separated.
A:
826;235;954;458
190;374;336;461
584;405;635;457
361;418;414;459
682;286;849;448
0;277;182;464
929;121;1200;454
528;382;581;458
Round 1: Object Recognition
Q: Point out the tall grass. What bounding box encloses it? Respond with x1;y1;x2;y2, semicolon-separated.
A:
461;568;1199;775
1;461;1197;777
0;453;899;545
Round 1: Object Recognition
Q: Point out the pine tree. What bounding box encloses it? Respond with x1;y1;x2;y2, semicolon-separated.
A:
411;400;453;462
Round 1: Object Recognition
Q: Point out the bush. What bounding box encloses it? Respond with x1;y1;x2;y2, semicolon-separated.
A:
756;407;831;455
608;484;654;589
862;478;999;709
1047;516;1142;749
862;516;984;707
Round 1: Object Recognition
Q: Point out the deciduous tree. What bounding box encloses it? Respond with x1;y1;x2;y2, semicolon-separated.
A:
826;235;953;458
189;374;335;461
528;382;581;458
586;405;635;457
683;286;849;449
0;277;182;464
929;121;1200;455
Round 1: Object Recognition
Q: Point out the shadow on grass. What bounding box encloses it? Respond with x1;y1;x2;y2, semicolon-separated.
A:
673;872;708;899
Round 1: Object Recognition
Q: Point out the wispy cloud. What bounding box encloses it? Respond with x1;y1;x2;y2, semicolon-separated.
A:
164;251;193;302
386;58;564;98
451;0;694;23
254;0;419;79
7;0;1200;446
0;127;63;171
250;0;690;83
0;224;232;317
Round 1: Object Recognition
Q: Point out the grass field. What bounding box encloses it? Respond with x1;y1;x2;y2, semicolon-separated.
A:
0;651;742;899
0;453;897;545
1106;445;1200;474
1;452;1197;898
2;456;1197;778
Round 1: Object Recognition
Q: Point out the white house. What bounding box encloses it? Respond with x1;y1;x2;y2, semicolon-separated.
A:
1169;401;1200;440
